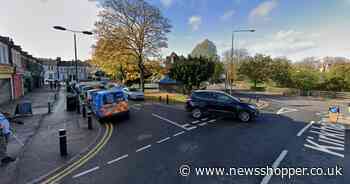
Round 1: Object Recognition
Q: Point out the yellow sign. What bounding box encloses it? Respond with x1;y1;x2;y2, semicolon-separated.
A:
0;65;14;74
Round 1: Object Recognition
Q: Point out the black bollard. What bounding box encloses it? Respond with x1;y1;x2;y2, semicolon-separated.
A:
82;104;86;118
166;95;169;104
88;113;93;130
48;102;51;113
77;103;80;114
59;129;67;156
159;96;162;102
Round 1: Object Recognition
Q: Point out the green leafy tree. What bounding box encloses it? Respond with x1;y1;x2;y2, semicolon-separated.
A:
211;62;225;83
169;56;215;93
323;63;350;91
190;39;219;61
238;54;273;88
291;68;320;91
270;57;293;87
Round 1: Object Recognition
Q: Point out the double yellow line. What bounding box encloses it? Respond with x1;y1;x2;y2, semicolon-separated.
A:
41;123;113;184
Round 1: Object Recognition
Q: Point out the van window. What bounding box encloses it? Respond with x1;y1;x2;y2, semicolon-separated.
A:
103;93;115;105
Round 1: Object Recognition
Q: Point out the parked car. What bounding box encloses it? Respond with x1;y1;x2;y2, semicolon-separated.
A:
185;90;259;122
91;89;129;120
123;88;144;100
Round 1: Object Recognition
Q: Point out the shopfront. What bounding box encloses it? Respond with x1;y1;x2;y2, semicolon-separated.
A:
0;65;14;104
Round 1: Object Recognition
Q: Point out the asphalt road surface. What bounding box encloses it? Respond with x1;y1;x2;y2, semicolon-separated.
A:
57;98;348;184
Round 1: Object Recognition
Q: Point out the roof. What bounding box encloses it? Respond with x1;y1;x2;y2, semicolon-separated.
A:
96;89;123;95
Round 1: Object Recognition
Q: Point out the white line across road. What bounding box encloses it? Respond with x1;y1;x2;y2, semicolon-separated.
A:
297;121;315;136
260;150;288;184
72;166;100;179
152;113;187;130
157;137;171;144
107;154;129;165
173;131;185;137
199;122;208;126
136;145;152;152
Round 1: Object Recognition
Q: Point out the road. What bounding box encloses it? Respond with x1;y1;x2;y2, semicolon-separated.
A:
55;98;347;184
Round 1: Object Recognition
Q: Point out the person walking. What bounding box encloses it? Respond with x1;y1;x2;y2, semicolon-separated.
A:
0;112;16;165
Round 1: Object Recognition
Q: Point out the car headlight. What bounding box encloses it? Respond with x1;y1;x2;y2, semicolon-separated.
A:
248;105;257;109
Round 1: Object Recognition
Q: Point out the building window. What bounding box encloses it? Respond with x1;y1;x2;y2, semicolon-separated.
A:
0;44;9;64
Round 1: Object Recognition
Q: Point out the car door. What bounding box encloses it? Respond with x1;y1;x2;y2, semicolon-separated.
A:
213;93;236;117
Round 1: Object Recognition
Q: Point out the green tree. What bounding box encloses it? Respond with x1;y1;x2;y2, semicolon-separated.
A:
323;63;350;91
211;62;225;83
270;57;293;87
291;68;320;91
95;0;171;91
238;54;272;88
169;56;215;93
190;39;219;61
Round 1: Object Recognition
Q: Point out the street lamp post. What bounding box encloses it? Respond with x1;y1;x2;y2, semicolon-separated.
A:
228;29;255;95
53;26;93;82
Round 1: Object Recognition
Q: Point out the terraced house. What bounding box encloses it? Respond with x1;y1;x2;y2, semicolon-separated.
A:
0;35;44;105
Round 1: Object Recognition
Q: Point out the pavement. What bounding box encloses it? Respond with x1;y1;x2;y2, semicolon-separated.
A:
0;87;101;184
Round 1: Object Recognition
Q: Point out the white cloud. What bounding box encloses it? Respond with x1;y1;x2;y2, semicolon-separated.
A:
249;0;278;21
188;16;202;31
220;10;235;21
160;0;173;8
249;30;317;58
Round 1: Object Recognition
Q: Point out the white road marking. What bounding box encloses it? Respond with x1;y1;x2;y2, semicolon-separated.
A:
260;150;288;184
297;121;315;136
182;123;191;127
187;127;197;131
201;118;208;121
173;131;185;137
157;137;171;144
107;154;129;165
191;120;200;124
73;166;100;178
208;119;216;123
199;122;207;126
307;136;314;140
152;113;187;130
136;145;152;152
304;139;344;158
276;107;298;115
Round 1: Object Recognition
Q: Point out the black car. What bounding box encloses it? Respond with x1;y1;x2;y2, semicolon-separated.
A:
185;90;259;122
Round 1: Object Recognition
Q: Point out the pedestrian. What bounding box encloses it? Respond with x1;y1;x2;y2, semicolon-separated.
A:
49;81;53;90
0;112;16;165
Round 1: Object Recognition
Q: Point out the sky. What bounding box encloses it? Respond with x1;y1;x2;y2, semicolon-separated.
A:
1;0;350;62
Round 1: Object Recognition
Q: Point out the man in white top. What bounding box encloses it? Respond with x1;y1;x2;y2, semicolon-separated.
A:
0;112;15;165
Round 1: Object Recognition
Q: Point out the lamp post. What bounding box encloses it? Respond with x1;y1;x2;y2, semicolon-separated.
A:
228;29;255;95
53;26;93;82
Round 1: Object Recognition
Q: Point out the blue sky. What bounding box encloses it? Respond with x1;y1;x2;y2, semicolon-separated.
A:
0;0;349;61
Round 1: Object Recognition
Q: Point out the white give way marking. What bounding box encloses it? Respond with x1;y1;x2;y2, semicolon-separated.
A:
276;107;298;115
304;122;346;158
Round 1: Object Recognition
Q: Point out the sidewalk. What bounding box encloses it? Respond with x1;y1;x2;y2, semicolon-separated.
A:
0;87;101;184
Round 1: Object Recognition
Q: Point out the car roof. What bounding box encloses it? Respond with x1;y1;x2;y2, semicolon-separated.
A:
193;90;227;94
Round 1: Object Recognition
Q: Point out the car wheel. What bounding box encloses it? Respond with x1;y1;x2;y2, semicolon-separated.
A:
238;111;251;122
192;108;202;119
